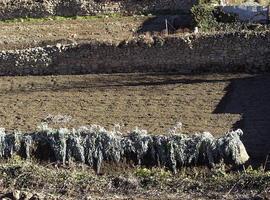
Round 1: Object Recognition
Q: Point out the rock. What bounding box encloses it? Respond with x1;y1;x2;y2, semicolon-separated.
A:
111;176;139;190
55;43;62;50
1;191;45;200
12;190;21;200
29;194;42;200
20;191;32;200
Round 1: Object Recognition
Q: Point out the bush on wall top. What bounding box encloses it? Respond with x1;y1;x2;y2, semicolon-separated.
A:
191;3;218;31
191;1;239;32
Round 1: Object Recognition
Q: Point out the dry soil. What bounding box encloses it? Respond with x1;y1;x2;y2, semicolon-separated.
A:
0;73;245;135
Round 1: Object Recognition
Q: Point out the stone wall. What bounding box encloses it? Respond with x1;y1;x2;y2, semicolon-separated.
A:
0;0;196;20
0;126;249;173
0;31;270;75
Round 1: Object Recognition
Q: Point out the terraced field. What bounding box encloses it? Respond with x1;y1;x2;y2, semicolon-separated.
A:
1;73;270;164
0;73;243;134
1;15;270;200
0;15;149;50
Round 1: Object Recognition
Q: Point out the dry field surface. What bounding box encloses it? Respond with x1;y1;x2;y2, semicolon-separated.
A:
0;73;244;135
0;16;148;50
1;73;270;162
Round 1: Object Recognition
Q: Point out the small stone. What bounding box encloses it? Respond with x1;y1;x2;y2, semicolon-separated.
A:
20;191;32;200
29;194;42;200
12;190;21;200
55;43;62;49
112;176;139;190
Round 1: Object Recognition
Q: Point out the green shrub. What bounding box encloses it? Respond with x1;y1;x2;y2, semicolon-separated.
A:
191;4;218;31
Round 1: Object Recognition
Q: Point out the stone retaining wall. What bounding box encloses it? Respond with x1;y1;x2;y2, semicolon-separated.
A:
0;31;269;75
0;126;249;173
0;0;195;20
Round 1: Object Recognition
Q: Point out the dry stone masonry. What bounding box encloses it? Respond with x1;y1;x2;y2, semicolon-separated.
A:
0;125;249;173
0;0;196;20
0;31;269;75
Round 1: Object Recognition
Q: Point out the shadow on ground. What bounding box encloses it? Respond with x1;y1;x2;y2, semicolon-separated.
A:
214;74;270;166
0;73;239;94
136;14;193;34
